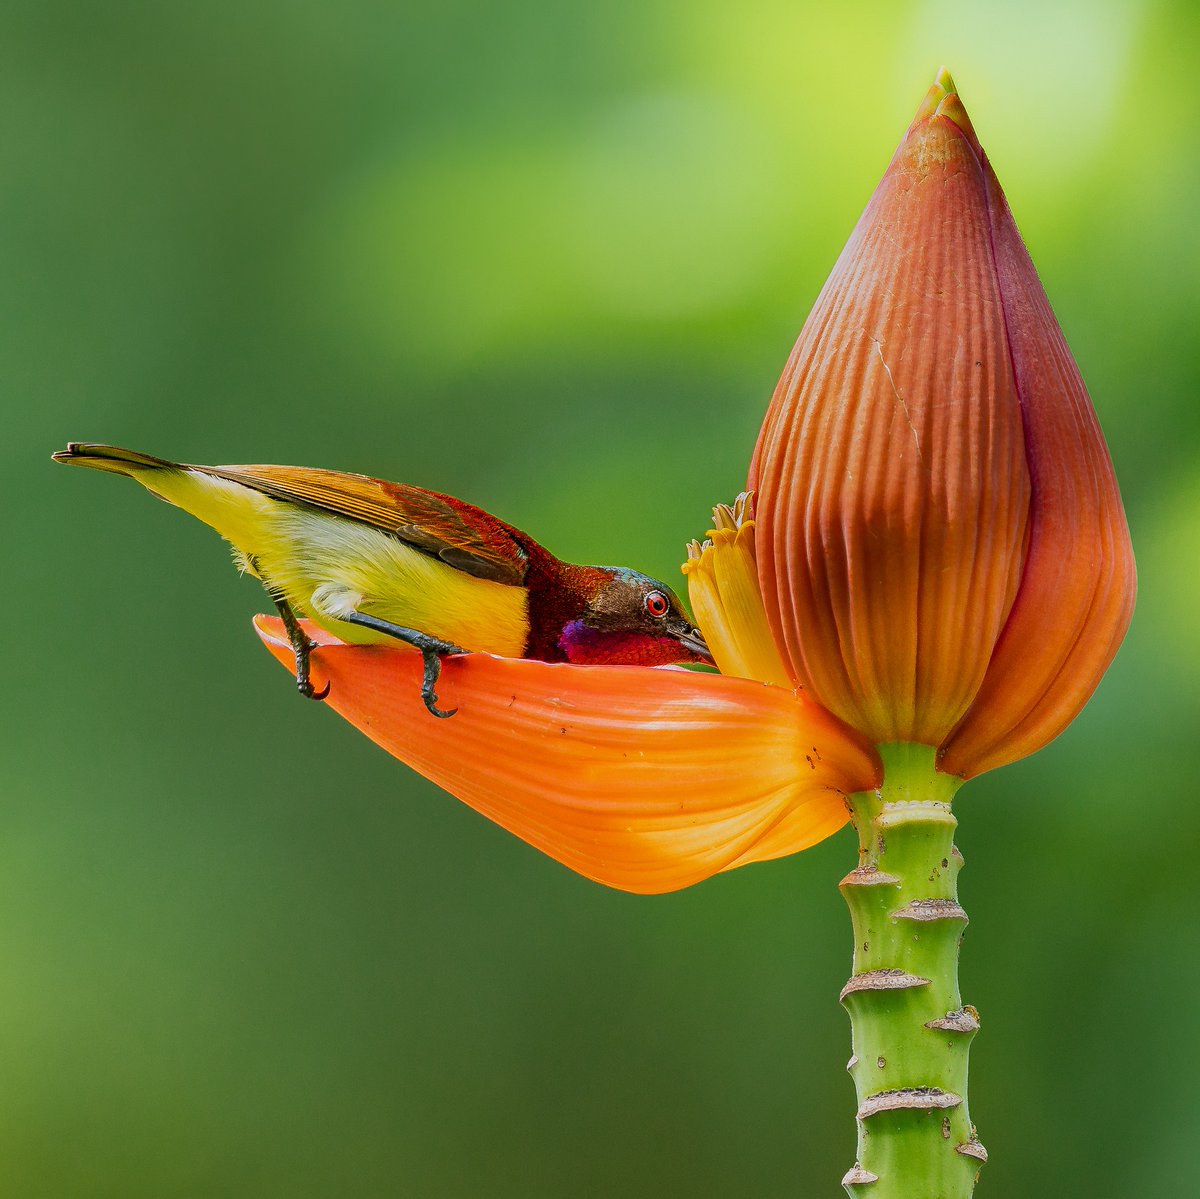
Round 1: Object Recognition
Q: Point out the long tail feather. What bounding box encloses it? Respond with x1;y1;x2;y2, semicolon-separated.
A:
52;441;266;547
51;442;180;474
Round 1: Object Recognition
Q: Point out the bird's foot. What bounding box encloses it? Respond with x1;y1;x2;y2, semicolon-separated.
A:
272;594;331;701
294;631;331;701
419;644;466;719
334;610;467;718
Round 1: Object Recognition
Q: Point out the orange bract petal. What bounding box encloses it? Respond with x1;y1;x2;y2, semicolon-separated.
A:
938;159;1136;778
254;617;879;894
750;84;1030;747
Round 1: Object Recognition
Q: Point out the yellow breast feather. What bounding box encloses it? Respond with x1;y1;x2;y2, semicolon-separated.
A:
255;506;529;657
115;464;529;656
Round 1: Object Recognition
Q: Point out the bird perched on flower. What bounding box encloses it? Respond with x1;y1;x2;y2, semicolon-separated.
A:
248;68;1135;894
52;443;710;715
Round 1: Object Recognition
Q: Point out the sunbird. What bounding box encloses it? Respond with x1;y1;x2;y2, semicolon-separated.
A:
53;443;711;716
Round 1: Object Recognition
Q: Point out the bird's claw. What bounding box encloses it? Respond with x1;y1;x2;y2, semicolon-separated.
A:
273;596;330;702
298;675;331;701
295;638;330;701
422;692;457;719
420;644;465;719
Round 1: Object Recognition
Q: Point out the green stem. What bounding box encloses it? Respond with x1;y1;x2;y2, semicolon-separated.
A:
839;743;986;1197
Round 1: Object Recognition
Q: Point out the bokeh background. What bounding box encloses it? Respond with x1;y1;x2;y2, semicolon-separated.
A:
6;0;1197;1194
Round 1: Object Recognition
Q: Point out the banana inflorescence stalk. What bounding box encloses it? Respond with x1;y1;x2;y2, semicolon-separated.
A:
839;743;986;1197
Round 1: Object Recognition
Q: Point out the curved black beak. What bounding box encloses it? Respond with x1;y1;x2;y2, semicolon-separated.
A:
671;621;713;663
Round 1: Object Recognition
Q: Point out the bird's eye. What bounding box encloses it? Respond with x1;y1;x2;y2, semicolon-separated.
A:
644;590;670;618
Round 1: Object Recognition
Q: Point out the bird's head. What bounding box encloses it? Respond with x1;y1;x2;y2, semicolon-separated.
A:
559;567;712;667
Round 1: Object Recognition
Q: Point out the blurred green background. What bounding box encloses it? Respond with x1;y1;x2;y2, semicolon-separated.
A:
6;0;1197;1194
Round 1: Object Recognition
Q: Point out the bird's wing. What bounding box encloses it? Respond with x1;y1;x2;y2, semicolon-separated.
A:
200;463;531;586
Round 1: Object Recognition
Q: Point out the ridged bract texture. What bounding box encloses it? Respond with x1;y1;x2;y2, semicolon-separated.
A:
938;156;1136;775
750;84;1134;775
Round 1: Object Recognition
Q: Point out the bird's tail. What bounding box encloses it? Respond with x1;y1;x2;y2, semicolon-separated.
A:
51;442;181;476
52;442;267;552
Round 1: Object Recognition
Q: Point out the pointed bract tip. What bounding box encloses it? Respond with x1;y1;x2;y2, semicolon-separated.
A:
909;66;980;156
934;90;979;148
910;67;952;124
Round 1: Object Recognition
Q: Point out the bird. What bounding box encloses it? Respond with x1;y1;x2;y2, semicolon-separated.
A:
52;443;711;716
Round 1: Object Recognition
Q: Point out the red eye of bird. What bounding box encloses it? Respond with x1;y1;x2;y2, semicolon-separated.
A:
644;590;670;618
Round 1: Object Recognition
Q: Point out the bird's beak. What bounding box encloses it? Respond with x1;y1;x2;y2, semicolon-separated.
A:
672;622;713;663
